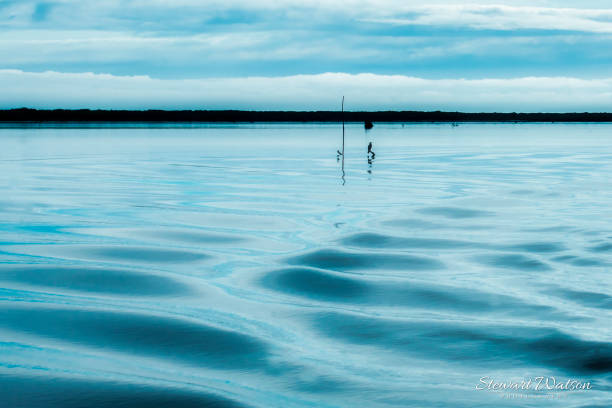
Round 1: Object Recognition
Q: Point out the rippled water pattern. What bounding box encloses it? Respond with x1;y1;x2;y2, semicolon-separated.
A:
1;123;611;407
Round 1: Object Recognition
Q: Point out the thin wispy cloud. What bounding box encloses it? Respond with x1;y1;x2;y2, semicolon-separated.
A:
3;1;611;31
364;5;612;33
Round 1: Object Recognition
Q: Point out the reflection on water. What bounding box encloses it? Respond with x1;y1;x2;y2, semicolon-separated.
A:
1;123;611;407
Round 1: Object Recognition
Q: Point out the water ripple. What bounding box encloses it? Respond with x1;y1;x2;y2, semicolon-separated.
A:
0;374;247;408
2;124;612;408
312;312;612;374
550;289;612;309
0;265;193;297
79;246;210;264
260;267;578;321
415;207;494;219
285;248;445;272
340;233;479;250
475;253;551;271
0;304;269;370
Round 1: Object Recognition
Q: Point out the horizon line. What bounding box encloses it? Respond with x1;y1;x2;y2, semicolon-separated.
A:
2;108;612;123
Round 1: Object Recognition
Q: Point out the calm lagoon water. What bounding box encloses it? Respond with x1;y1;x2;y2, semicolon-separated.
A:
1;123;611;407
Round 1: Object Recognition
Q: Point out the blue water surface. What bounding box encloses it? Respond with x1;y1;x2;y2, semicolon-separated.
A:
0;123;611;407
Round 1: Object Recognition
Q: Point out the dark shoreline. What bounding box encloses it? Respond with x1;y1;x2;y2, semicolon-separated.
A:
2;108;612;123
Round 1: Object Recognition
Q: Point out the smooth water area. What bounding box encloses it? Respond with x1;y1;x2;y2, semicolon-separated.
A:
0;123;611;407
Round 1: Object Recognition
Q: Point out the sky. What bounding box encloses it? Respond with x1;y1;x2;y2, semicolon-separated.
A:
1;0;612;111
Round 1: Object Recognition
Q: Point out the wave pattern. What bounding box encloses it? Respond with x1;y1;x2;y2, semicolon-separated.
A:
1;123;611;407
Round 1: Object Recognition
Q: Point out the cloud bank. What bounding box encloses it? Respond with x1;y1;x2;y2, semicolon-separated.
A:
2;70;611;112
1;2;612;81
1;2;611;108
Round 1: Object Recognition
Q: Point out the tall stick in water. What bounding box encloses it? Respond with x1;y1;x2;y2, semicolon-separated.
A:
341;96;345;184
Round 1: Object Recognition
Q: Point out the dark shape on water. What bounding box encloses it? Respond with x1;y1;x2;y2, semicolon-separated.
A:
312;312;612;374
0;265;192;297
550;288;612;309
285;248;445;271
476;253;551;271
340;232;479;250
364;120;373;129
0;305;269;370
260;266;575;320
0;374;247;408
589;242;612;253
261;267;369;301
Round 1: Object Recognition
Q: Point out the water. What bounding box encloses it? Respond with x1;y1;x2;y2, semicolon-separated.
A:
0;123;611;407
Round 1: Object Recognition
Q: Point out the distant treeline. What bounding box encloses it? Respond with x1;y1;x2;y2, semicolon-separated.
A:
2;108;612;122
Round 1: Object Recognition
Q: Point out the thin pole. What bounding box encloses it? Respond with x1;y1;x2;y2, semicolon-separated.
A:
341;96;345;156
341;96;345;184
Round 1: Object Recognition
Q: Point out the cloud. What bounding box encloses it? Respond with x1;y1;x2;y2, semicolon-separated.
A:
365;5;612;33
3;1;612;33
1;2;611;89
1;69;611;112
1;26;608;80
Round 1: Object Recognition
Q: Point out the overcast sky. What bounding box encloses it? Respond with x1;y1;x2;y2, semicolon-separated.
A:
1;0;611;111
